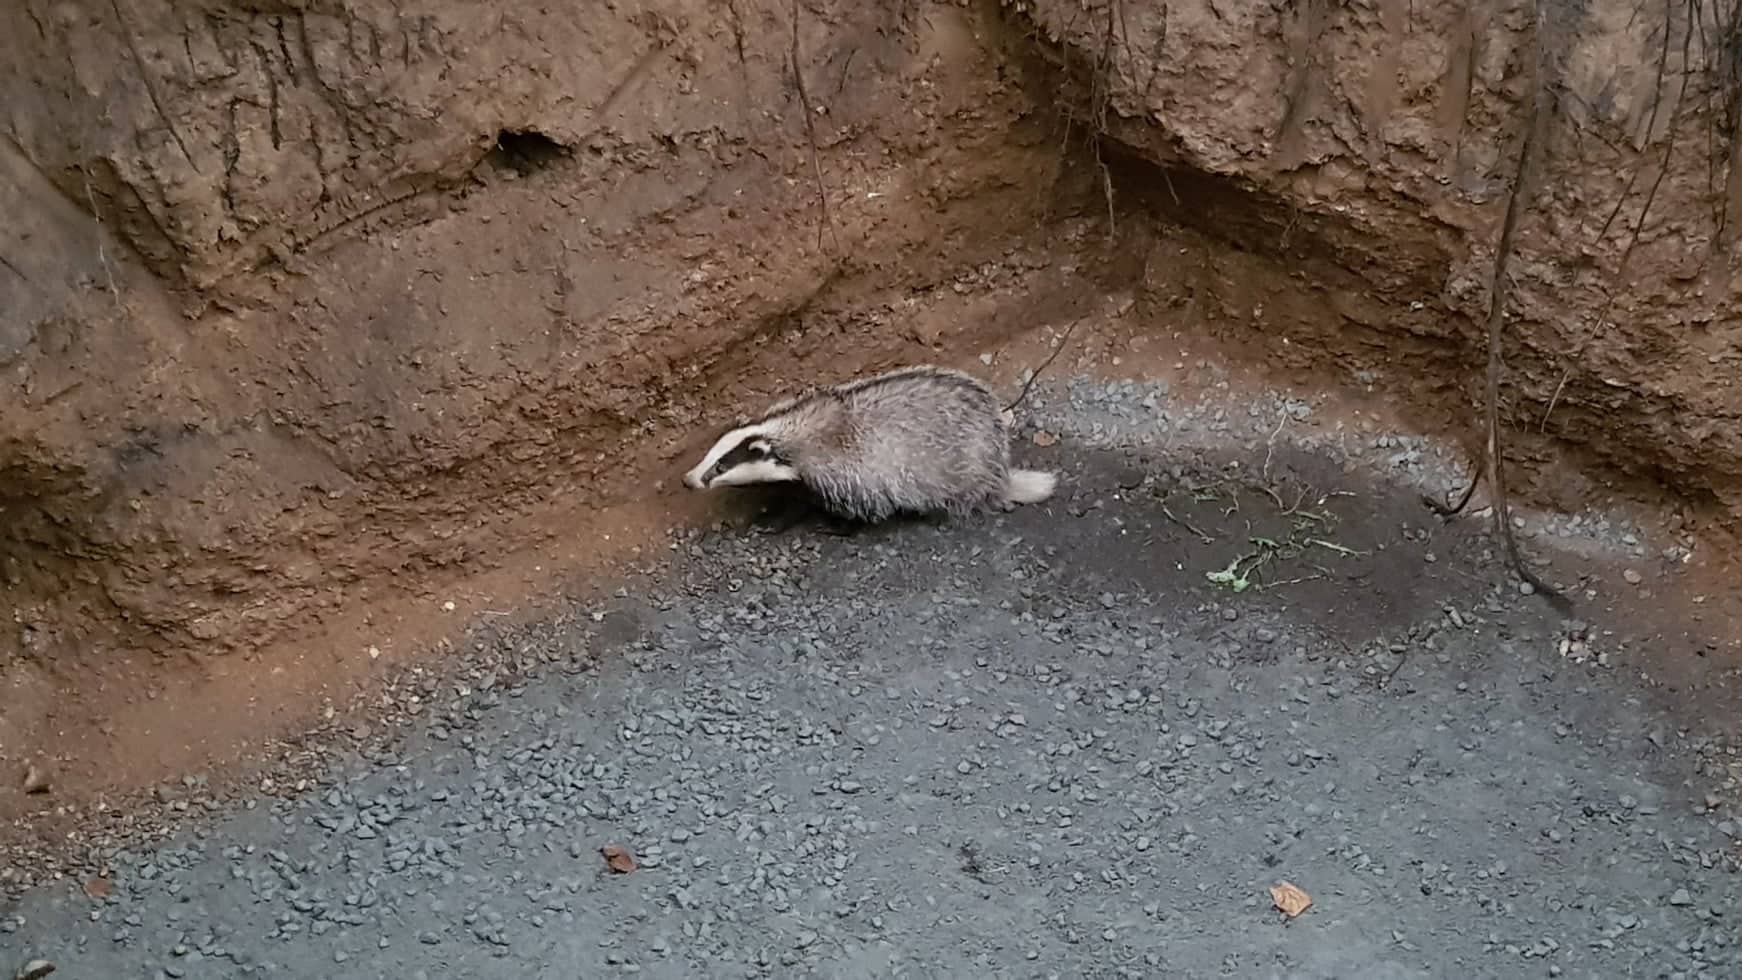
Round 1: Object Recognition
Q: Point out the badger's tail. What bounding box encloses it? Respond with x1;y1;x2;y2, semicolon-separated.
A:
1005;469;1058;505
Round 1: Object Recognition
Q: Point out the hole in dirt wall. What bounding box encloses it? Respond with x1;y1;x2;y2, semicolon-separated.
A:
486;129;574;177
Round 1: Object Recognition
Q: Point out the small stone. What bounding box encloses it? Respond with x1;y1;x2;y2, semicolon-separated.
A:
1668;888;1693;906
1518;581;1536;596
15;961;55;980
1622;569;1643;585
21;764;49;795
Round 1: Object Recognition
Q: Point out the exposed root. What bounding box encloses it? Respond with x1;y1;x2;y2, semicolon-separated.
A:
1435;62;1573;616
1002;316;1087;414
789;0;839;255
1711;0;1742;245
81;168;122;310
1088;0;1133;237
1423;473;1480;518
1160;503;1215;544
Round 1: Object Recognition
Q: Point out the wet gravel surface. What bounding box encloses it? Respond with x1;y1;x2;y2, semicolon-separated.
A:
7;378;1741;979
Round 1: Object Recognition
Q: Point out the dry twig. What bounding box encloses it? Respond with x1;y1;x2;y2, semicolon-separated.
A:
1003;317;1088;415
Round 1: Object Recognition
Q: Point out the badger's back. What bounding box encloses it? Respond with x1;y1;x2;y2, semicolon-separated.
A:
786;366;1012;520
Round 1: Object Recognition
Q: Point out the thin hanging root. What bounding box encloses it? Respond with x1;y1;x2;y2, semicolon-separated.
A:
1002;316;1087;415
1430;77;1573;616
789;0;838;255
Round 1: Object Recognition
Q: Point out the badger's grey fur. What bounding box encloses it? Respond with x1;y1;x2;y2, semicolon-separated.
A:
682;364;1057;524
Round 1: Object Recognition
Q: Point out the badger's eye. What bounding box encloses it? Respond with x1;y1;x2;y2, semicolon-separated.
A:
748;442;769;457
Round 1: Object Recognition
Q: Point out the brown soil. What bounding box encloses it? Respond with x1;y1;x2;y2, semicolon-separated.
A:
5;0;1742;853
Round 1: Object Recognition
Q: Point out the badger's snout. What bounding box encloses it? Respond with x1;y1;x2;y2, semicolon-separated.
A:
682;468;708;491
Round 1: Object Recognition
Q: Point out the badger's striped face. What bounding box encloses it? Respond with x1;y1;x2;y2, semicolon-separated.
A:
683;425;801;491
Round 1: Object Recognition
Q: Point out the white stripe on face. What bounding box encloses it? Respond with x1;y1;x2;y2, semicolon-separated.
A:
708;458;800;487
683;423;774;489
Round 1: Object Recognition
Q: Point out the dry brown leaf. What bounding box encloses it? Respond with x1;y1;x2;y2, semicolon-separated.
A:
1032;430;1058;447
1269;881;1312;918
83;875;112;899
601;843;637;874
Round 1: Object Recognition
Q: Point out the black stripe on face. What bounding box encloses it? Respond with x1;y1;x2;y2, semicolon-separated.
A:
712;437;778;478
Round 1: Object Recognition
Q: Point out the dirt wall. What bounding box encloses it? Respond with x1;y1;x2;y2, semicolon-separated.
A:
1;0;1103;683
1013;0;1742;519
6;0;1742;696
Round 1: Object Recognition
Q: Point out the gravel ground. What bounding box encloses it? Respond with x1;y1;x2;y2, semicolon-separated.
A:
6;375;1741;979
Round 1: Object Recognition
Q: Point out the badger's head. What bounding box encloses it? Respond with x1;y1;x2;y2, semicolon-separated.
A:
682;423;801;491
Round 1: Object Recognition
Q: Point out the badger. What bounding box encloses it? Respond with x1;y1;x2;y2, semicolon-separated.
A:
682;364;1057;529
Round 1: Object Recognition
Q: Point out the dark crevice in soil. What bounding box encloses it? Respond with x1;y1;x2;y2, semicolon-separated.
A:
486;129;573;177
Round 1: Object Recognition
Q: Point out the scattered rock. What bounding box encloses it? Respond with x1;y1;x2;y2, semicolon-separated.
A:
15;961;54;980
1622;569;1643;585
